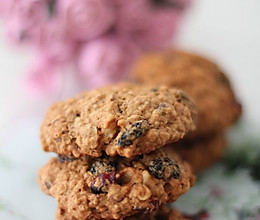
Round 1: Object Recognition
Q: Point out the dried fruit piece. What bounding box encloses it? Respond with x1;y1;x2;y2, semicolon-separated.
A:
164;158;180;179
147;157;180;180
117;121;149;147
148;158;164;179
90;159;117;176
91;172;116;194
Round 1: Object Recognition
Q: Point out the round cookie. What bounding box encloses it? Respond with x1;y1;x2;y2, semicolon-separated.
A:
56;205;186;220
132;50;242;138
40;83;197;158
38;148;195;220
172;133;226;172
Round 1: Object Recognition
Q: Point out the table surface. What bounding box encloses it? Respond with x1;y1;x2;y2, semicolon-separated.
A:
0;0;259;219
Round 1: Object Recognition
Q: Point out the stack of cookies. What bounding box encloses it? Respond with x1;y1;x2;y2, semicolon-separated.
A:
38;84;198;219
132;50;242;172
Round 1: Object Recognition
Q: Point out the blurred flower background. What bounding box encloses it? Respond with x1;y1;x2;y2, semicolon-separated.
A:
0;0;187;97
0;0;259;219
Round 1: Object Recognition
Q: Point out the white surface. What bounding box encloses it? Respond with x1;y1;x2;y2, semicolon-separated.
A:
0;0;259;220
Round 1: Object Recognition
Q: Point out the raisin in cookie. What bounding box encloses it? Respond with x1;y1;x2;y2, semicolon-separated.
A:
132;50;242;138
172;133;226;172
38;148;194;220
56;205;185;220
40;83;197;158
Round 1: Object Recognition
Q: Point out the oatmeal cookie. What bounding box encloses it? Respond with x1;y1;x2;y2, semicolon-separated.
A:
173;133;226;172
38;148;194;220
40;83;197;158
56;205;185;220
132;50;242;138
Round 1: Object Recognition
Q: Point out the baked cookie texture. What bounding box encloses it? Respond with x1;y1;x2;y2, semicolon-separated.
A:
38;147;195;220
132;50;242;138
56;205;185;220
173;133;226;172
40;83;197;158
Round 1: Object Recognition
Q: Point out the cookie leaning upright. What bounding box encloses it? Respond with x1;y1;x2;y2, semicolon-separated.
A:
40;83;197;158
132;51;242;138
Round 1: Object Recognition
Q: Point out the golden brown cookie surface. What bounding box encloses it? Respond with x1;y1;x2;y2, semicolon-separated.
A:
38;148;194;220
56;205;185;220
132;50;242;138
173;133;226;172
40;83;197;158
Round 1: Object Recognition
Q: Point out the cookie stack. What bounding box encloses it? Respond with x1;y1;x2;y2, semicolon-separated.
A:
132;50;242;172
38;84;198;219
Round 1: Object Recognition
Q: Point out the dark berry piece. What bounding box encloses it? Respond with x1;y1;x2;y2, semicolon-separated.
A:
90;172;116;194
58;155;77;163
148;157;180;180
164;158;180;179
117;121;149;147
148;158;164;179
90;159;117;176
90;181;103;194
90;180;102;194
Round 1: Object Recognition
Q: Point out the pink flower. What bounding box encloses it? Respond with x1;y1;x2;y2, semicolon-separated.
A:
132;8;181;51
0;0;10;18
57;0;116;41
116;0;188;51
77;35;141;88
4;0;49;44
23;56;62;98
116;0;152;33
36;20;77;63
